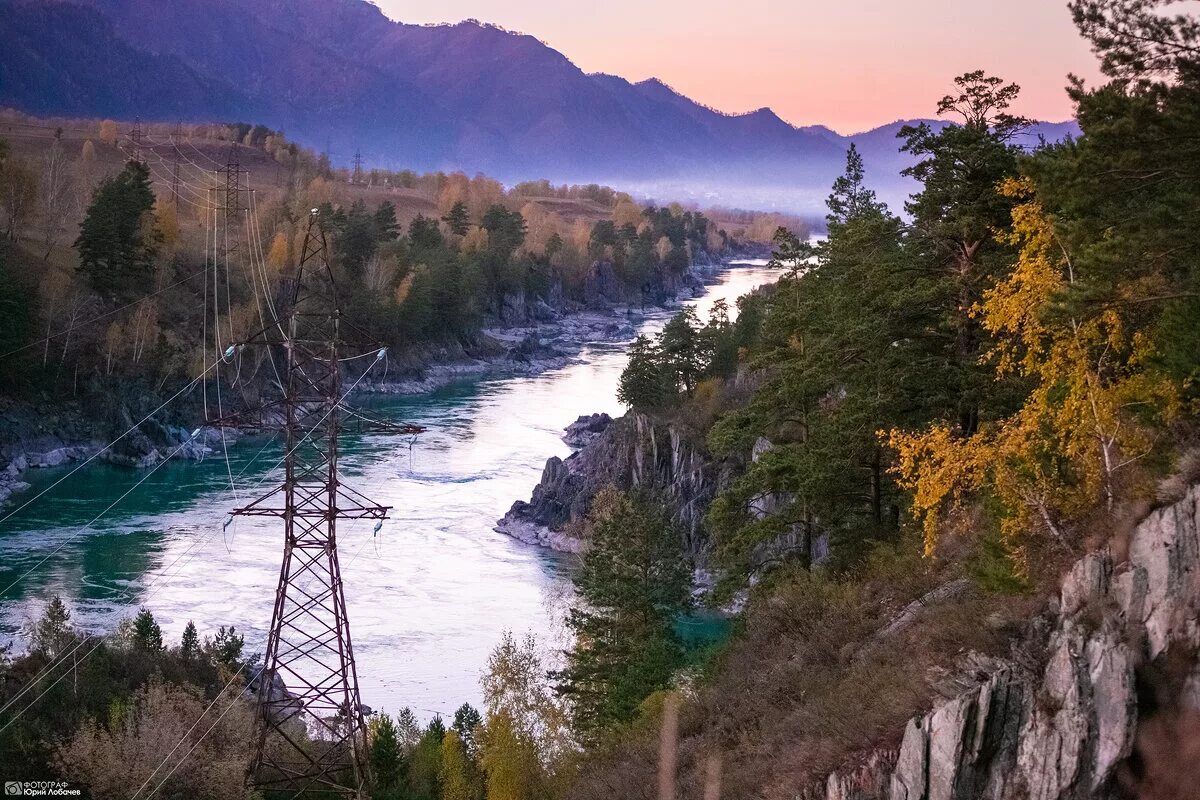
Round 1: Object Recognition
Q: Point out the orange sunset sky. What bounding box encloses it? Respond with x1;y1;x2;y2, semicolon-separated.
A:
378;0;1105;133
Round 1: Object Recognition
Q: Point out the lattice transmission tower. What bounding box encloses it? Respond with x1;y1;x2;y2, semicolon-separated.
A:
212;209;421;797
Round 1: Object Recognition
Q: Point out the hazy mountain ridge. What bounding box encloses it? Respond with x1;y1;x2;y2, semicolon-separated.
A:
0;0;1080;212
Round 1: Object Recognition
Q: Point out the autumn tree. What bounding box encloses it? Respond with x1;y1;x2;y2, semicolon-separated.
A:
0;148;38;242
891;3;1200;555
266;230;289;274
56;680;254;800
479;632;572;799
98;119;119;146
440;729;483;800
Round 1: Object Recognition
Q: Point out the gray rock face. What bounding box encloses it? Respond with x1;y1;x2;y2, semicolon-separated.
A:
799;484;1200;800
562;413;613;448
495;412;728;555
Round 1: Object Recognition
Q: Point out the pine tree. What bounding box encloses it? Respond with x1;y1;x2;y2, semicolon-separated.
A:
179;621;200;660
452;702;483;758
369;713;406;797
899;71;1029;435
826;143;884;228
553;489;691;738
204;625;244;667
0;252;37;383
659;306;703;395
441;201;470;236
374;200;401;241
74;160;161;298
31;594;74;657
409;214;445;251
617;335;672;411
130;608;163;652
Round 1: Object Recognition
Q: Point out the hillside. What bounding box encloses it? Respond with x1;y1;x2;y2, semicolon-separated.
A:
0;0;1078;213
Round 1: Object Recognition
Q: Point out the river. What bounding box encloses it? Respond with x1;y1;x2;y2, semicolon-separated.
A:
0;261;781;718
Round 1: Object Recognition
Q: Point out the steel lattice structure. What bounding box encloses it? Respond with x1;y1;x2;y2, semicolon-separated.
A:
214;210;421;797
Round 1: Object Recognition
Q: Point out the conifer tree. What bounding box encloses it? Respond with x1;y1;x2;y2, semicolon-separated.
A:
369;713;406;798
442;201;471;236
179;621;200;660
617;335;671;411
31;594;74;657
553;489;691;738
131;608;163;652
74;160;160;298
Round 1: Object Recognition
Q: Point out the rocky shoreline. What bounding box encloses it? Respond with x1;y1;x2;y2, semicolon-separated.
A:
493;410;728;557
0;255;760;509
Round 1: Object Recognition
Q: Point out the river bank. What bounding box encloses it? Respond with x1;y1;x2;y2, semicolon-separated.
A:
0;256;763;509
0;260;782;715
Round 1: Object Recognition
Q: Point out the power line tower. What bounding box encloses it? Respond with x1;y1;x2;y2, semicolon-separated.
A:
215;143;246;341
129;117;144;164
351;149;363;184
169;122;183;207
213;210;421;797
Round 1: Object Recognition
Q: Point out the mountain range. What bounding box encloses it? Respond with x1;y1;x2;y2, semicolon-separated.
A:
0;0;1080;213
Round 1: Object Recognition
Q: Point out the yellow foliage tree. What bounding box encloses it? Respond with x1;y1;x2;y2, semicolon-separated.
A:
98;119;119;146
461;226;489;253
655;235;673;261
520;202;564;256
439;730;476;800
468;174;505;220
156;202;179;253
393;267;423;305
266;231;290;275
612;198;642;229
888;178;1177;554
437;172;470;217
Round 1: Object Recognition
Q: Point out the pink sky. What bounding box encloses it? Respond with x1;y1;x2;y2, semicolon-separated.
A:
377;0;1103;133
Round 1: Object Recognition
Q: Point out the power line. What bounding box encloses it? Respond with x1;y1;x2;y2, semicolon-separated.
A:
0;432;279;721
0;361;221;540
0;268;206;361
0;354;386;738
136;506;390;800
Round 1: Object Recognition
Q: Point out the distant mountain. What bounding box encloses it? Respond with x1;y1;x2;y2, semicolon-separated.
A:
0;0;1080;213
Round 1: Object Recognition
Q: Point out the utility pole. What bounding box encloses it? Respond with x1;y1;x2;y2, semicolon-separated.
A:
211;210;421;797
217;143;245;340
129;117;144;164
169;122;183;208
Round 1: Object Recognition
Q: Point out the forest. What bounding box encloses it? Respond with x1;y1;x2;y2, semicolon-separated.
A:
0;113;796;437
3;0;1200;798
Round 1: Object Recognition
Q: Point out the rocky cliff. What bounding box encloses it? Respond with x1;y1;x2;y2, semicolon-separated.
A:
495;411;732;555
799;484;1200;800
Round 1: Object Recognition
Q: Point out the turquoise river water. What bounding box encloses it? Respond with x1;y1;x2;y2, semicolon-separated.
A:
0;261;780;718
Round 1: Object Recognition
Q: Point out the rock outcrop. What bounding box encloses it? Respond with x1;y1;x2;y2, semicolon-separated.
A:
562;413;613;448
799;485;1200;800
495;412;730;555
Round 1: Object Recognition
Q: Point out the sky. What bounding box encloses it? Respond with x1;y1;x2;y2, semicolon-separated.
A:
377;0;1104;133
